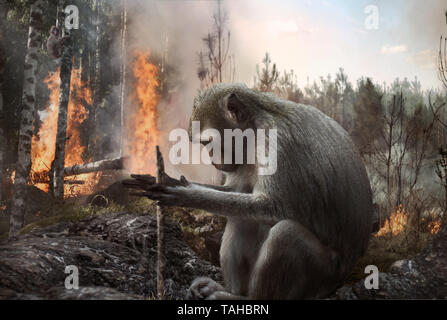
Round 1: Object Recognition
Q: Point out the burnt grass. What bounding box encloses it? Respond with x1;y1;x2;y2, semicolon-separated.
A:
0;196;438;288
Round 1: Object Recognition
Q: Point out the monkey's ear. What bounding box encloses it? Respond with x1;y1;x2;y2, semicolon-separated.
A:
225;93;248;122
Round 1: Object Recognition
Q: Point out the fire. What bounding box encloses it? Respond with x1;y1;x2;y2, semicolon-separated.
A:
124;50;160;174
376;205;443;237
30;50;160;197
428;220;441;235
31;67;99;196
376;204;408;236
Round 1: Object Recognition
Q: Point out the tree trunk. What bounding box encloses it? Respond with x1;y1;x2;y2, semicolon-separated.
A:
0;9;5;205
0;61;4;205
53;15;74;200
119;0;127;156
156;146;166;299
9;0;45;239
64;156;126;176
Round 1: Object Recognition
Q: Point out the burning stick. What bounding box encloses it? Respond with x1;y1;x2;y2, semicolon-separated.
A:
156;146;166;300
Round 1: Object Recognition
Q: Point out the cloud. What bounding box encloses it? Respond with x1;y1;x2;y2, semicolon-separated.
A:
267;19;318;35
381;45;408;54
406;49;437;69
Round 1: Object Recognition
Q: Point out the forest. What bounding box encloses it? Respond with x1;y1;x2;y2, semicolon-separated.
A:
0;0;447;300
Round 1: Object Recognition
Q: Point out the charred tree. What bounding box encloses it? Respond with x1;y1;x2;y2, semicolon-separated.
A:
9;0;45;239
156;146;166;299
53;8;74;200
0;58;4;205
0;7;5;205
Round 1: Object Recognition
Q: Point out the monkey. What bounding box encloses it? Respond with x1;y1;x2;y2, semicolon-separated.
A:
46;26;66;59
123;83;373;299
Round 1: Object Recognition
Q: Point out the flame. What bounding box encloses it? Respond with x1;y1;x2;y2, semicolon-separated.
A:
124;50;160;174
428;220;441;235
376;205;443;237
30;50;161;197
31;67;99;196
10;170;15;185
376;204;408;236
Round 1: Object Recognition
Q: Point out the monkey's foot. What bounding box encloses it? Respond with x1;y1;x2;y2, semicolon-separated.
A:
187;277;225;300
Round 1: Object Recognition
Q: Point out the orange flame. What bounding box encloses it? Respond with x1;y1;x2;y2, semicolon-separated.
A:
31;67;99;196
428;220;441;235
124;50;160;174
376;205;408;236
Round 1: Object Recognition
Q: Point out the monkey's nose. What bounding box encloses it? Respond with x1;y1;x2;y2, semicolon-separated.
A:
200;136;213;146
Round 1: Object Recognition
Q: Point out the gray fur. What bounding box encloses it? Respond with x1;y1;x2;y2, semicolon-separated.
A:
132;83;373;299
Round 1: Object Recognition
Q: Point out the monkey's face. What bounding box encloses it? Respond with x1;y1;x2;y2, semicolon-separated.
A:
190;89;254;172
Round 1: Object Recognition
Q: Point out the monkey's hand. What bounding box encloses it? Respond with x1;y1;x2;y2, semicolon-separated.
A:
122;172;183;190
122;173;195;207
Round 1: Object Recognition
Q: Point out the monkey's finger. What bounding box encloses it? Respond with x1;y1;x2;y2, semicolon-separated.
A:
121;179;147;189
130;174;156;184
145;184;170;193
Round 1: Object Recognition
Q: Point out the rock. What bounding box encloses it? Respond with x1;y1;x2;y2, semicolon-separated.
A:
46;286;144;300
0;286;142;300
0;211;222;300
334;222;447;299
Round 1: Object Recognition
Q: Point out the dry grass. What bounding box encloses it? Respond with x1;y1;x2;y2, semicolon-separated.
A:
347;218;438;284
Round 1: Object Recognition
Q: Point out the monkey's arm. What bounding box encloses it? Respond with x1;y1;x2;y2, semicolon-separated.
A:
122;174;233;193
125;175;276;219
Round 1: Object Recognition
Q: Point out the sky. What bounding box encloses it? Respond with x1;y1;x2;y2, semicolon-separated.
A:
129;0;446;90
227;0;447;90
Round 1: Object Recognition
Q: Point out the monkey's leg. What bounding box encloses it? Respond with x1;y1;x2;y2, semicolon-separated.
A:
248;219;340;299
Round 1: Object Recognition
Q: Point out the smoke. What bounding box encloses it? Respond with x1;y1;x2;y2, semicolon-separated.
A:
122;0;221;183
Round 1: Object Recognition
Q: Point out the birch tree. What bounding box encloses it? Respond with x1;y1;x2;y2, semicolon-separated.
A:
9;0;45;239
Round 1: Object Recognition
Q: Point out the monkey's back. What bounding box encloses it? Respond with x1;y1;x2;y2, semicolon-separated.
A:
259;99;373;273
